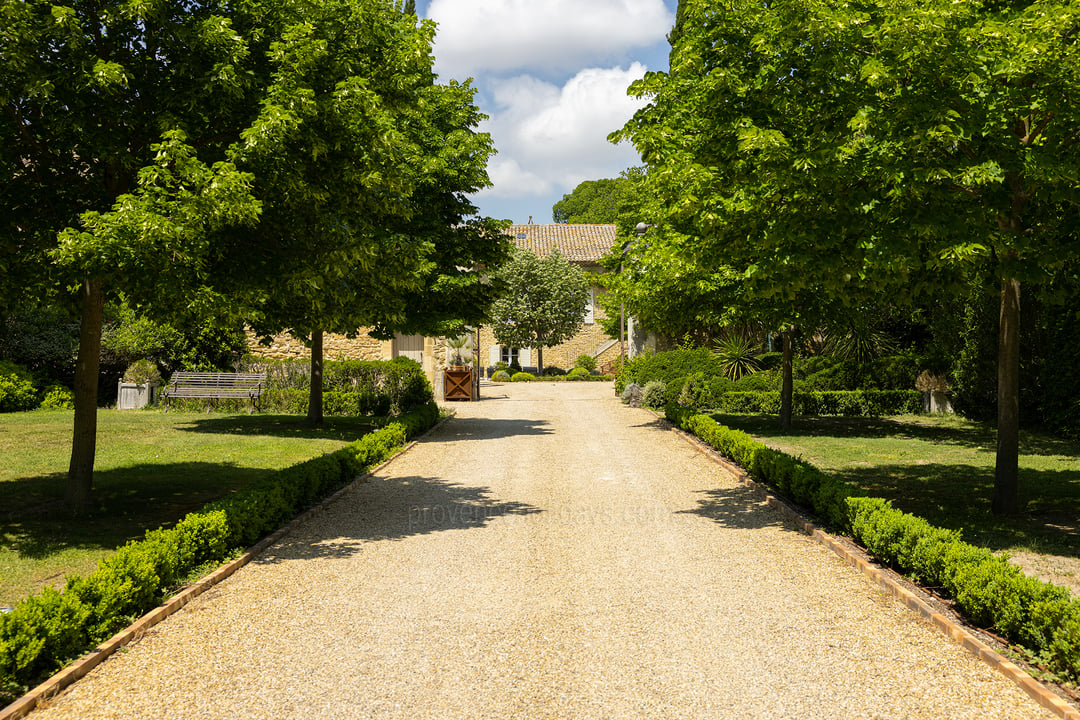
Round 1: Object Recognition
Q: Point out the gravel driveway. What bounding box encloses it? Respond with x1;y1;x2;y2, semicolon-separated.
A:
30;383;1056;719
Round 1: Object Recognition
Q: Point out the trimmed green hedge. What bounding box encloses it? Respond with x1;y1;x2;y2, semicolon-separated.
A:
714;390;924;416
615;347;721;395
536;372;613;382
666;404;1080;682
167;357;432;416
0;401;440;700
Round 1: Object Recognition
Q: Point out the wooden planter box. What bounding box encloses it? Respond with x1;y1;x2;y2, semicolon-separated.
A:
444;368;474;401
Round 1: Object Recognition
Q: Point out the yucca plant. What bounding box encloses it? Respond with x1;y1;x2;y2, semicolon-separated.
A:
446;333;475;368
822;321;897;362
712;333;762;381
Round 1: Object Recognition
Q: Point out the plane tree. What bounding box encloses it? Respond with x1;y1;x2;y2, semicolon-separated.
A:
226;1;508;424
614;0;1079;512
1;0;268;511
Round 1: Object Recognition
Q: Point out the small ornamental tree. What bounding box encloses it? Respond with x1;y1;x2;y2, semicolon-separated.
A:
489;247;590;375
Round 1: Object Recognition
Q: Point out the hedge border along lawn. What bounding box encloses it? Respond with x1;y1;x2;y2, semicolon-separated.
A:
712;390;924;417
0;401;440;704
665;403;1080;685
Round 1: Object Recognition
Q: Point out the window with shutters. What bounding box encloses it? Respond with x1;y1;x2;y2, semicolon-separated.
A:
584;287;595;324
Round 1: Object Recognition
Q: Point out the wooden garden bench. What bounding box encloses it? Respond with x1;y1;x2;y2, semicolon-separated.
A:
162;372;267;413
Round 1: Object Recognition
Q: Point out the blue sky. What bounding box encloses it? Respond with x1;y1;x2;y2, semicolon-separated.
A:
414;0;678;224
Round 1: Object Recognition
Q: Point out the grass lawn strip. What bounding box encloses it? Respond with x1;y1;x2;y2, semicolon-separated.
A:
711;413;1080;596
0;410;377;604
0;410;450;720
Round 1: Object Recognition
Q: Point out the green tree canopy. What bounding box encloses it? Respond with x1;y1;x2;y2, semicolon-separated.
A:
551;169;643;224
614;0;1080;512
219;0;508;424
489;247;590;374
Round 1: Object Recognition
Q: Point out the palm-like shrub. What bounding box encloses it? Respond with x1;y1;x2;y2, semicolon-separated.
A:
712;334;761;381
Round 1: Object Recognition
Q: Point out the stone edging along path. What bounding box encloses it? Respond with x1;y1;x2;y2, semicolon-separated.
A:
655;409;1080;720
0;412;456;720
4;403;1076;720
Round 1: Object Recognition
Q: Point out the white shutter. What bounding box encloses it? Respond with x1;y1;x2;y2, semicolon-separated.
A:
584;287;595;324
393;333;424;364
489;345;501;366
519;348;531;367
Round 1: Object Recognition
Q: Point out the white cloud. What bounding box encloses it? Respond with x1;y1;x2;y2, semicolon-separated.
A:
481;157;553;198
427;0;673;79
478;63;648;200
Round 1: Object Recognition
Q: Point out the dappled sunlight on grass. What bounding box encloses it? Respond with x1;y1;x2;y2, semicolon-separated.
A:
712;413;1080;559
0;408;373;604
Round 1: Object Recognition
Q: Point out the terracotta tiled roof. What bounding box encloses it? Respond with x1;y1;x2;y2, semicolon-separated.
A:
503;224;617;263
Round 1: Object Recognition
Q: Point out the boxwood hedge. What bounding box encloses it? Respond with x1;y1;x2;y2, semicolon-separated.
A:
665;403;1080;683
0;401;440;702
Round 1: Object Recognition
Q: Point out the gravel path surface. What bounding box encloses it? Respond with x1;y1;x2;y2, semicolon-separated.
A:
31;383;1056;719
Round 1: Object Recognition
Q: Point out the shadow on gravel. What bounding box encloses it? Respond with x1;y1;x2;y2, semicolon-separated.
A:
430;416;553;441
630;417;674;432
255;474;542;564
678;485;802;532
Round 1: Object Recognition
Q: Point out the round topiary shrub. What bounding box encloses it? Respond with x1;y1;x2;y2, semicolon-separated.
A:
0;360;39;412
511;372;536;382
574;354;597;372
491;370;512;382
642;380;668;409
39;384;75;410
567;367;590;378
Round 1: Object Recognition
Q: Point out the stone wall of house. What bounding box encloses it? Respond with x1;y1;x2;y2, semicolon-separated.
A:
245;329;389;362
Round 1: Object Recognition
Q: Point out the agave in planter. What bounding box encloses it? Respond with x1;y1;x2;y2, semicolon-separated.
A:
444;333;476;401
446;333;475;369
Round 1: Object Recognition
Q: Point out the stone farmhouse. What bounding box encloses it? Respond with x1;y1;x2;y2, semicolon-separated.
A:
246;223;623;396
477;223;620;376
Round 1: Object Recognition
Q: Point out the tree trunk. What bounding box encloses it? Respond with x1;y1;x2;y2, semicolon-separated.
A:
992;277;1021;516
779;327;794;431
536;346;544;376
65;279;106;514
306;328;324;426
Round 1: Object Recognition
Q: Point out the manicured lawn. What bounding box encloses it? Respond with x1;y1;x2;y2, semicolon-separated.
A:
712;413;1080;560
0;409;376;605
